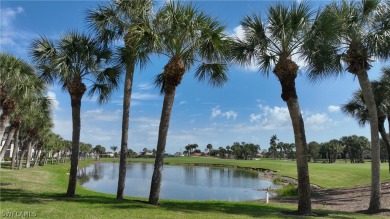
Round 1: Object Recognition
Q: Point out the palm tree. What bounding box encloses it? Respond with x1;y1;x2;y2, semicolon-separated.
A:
342;79;390;172
86;0;155;199
148;1;231;205
308;1;390;211
206;144;213;156
381;67;390;133
0;53;42;145
231;2;321;214
30;31;120;197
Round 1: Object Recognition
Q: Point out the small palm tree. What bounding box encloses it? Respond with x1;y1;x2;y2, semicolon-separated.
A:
148;1;231;205
342;79;390;172
110;145;118;157
30;31;120;197
86;0;156;199
381;67;390;133
307;1;390;211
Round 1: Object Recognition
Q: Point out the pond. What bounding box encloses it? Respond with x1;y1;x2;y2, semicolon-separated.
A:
77;162;281;201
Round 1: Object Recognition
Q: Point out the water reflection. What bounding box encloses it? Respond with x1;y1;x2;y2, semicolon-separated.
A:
77;162;280;201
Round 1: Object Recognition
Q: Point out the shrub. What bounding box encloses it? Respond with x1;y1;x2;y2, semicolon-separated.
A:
275;183;298;197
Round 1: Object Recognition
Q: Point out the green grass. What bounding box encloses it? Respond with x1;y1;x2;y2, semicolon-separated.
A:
125;157;390;188
0;158;388;219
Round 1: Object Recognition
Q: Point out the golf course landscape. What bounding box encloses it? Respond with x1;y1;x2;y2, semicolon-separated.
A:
1;157;389;218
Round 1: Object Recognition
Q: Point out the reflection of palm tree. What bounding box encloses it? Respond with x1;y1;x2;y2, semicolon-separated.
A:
149;1;231;205
77;167;91;185
31;31;120;197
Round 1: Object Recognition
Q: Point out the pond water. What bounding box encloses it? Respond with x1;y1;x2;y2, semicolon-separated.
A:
77;162;281;201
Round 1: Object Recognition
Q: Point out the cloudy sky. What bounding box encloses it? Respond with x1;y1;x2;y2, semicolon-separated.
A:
1;0;388;153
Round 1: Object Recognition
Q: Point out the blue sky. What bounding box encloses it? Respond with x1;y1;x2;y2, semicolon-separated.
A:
1;0;389;153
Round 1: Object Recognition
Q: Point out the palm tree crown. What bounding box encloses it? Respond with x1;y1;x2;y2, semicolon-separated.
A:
154;1;230;91
30;30;120;197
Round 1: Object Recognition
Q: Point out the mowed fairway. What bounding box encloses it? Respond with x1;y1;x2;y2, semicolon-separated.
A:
1;158;389;219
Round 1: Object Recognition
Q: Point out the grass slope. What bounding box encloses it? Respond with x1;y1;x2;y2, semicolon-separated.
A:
0;158;387;218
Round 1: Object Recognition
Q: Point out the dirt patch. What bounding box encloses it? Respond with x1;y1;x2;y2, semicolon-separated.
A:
271;181;390;216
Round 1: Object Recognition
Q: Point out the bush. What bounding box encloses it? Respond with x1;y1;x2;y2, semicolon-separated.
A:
273;177;283;184
275;183;298;197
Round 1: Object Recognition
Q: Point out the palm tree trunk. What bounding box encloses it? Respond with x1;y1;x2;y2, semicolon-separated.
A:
276;59;311;215
26;140;36;168
117;60;135;199
356;71;381;211
149;87;176;205
0;113;10;144
378;114;390;172
66;93;83;197
0;124;16;162
18;141;29;169
286;97;312;215
10;127;20;169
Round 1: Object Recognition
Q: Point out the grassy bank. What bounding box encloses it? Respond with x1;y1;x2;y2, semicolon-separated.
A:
123;157;390;188
0;159;387;218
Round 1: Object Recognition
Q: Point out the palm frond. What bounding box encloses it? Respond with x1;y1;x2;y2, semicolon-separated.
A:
153;72;166;95
194;63;228;87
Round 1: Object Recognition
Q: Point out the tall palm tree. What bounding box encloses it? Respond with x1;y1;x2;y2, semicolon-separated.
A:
230;2;329;214
342;79;390;172
30;31;120;197
148;1;231;205
307;0;390;211
86;0;156;199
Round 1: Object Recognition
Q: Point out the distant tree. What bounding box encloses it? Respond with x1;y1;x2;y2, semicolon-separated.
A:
110;146;118;157
308;141;320;162
340;135;369;163
93;145;106;160
320;139;343;163
127;148;137;158
269;135;278;159
206;144;213;156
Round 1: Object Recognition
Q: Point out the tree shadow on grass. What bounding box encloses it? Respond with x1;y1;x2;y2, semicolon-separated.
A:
0;188;377;218
0;188;148;210
156;200;361;219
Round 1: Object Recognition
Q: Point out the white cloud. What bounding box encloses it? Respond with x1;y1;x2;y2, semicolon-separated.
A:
328;105;341;113
179;101;187;105
211;106;222;118
136;83;153;90
225;110;238;120
131;92;158;100
250;113;261;122
230;25;245;40
258;105;291;130
82;109;122;122
47;91;60;110
305;113;332;130
0;7;24;29
0;7;25;48
211;106;238;120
